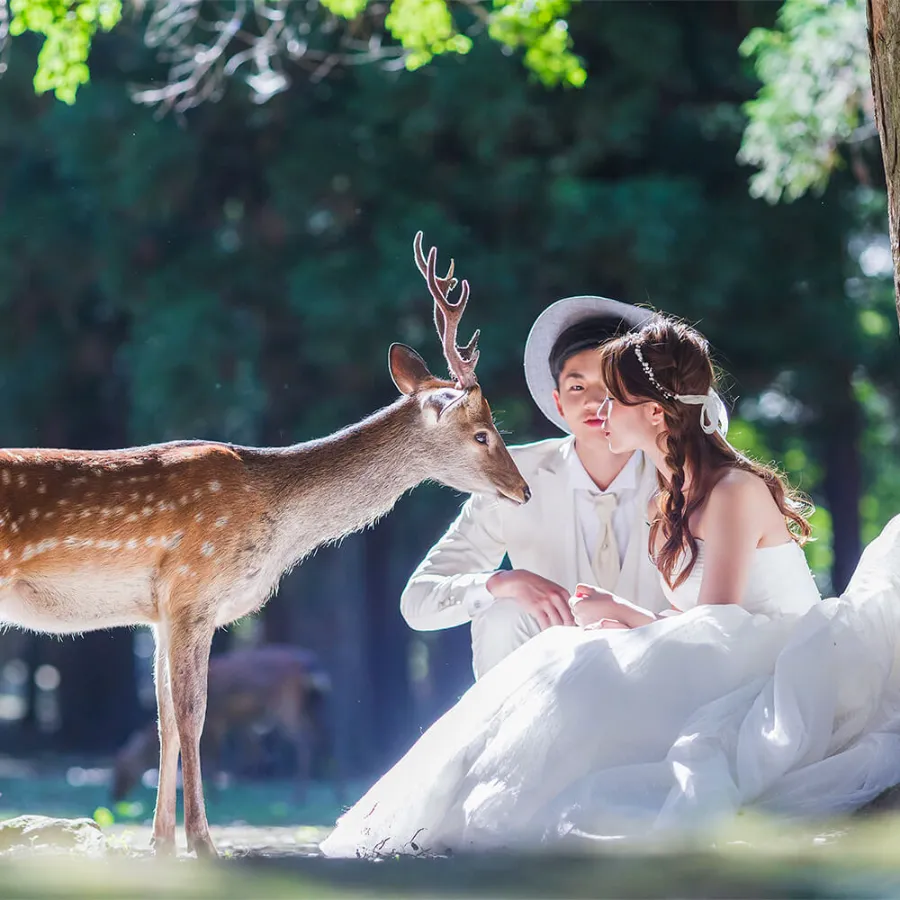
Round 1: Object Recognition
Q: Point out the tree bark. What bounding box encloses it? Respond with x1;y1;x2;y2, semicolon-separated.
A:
867;0;900;330
820;381;864;594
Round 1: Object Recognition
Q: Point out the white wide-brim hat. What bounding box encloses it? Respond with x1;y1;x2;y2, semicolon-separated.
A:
524;295;654;434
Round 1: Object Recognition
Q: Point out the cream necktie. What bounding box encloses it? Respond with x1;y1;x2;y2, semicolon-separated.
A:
591;492;620;588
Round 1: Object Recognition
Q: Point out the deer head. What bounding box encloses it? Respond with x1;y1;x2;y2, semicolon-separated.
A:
388;232;530;506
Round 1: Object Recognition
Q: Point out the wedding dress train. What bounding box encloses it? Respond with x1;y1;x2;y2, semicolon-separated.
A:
320;515;900;857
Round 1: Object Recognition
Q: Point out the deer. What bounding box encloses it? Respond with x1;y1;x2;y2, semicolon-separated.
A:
111;644;332;803
0;231;530;857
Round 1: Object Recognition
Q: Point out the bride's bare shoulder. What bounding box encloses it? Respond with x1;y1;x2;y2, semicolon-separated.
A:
705;468;773;511
697;469;779;538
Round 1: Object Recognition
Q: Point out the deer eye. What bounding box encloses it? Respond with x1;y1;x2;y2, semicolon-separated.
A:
474;431;489;445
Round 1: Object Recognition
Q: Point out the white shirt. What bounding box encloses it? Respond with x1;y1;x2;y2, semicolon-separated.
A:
466;449;642;617
567;448;640;571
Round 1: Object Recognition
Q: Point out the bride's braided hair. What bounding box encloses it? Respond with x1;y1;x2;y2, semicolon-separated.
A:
599;317;812;590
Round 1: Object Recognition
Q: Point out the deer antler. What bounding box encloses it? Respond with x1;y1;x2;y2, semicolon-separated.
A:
413;230;480;389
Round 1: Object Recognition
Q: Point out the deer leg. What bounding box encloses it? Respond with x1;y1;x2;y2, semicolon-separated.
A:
168;614;217;858
151;623;180;855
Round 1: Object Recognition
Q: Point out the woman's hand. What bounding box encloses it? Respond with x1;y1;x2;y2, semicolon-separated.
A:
568;585;621;628
570;584;660;630
583;619;630;631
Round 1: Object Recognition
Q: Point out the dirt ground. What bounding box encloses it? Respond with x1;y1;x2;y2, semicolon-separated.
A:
1;818;900;899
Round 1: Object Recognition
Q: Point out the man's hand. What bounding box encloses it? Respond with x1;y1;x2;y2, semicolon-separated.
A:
486;570;575;630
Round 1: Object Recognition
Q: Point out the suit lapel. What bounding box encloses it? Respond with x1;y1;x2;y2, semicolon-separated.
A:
529;438;582;593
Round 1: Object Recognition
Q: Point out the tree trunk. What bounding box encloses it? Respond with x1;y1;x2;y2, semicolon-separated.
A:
867;0;900;330
820;386;863;594
364;517;414;771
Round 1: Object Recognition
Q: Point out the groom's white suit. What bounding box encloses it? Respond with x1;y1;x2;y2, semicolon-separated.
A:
401;435;669;677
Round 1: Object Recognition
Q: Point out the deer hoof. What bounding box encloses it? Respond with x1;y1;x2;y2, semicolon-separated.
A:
150;834;176;856
188;832;218;859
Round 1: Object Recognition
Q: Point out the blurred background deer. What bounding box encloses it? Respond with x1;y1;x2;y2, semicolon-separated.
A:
110;644;333;804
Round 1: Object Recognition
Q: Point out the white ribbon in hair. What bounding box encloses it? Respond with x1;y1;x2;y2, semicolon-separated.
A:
674;389;729;437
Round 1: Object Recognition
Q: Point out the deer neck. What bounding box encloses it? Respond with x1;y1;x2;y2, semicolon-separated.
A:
267;396;431;560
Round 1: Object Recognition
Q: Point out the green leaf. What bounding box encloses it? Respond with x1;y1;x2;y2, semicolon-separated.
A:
489;0;586;87
9;0;123;104
738;0;869;203
319;0;369;18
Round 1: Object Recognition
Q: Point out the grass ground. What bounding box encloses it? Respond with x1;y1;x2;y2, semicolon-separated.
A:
3;762;900;898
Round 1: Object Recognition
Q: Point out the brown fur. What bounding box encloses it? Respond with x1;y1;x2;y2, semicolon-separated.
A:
0;234;530;857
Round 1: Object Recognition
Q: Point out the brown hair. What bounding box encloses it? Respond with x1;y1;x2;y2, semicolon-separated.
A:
599;317;812;590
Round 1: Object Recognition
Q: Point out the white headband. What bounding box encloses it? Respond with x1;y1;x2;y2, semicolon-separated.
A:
632;344;729;437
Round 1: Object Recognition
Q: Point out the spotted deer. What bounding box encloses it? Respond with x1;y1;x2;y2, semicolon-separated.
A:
0;232;530;857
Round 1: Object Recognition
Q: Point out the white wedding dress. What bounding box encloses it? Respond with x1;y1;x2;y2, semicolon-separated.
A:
320;516;900;857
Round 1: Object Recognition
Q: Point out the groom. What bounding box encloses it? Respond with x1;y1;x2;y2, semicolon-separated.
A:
400;296;670;679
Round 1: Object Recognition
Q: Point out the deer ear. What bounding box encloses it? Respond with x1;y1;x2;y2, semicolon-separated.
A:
389;343;433;395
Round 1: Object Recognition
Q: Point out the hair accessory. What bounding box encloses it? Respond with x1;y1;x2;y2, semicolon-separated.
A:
632;344;729;437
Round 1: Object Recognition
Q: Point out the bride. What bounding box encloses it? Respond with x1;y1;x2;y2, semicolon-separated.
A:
321;317;900;857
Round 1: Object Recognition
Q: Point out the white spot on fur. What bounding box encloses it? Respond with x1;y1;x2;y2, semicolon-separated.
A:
201;541;215;557
141;507;153;517
195;512;204;522
10;522;18;534
145;537;156;547
180;495;188;505
146;493;154;502
215;516;229;528
16;474;26;488
37;483;46;495
208;481;221;493
125;513;138;523
43;511;55;520
1;471;9;485
29;509;38;520
126;539;138;550
3;549;9;560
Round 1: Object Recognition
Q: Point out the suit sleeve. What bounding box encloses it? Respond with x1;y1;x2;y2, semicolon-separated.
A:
400;492;508;631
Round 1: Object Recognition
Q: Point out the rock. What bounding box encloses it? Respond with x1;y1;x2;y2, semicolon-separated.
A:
0;815;106;853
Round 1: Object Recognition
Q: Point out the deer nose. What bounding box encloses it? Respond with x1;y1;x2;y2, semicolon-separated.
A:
522;484;532;504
